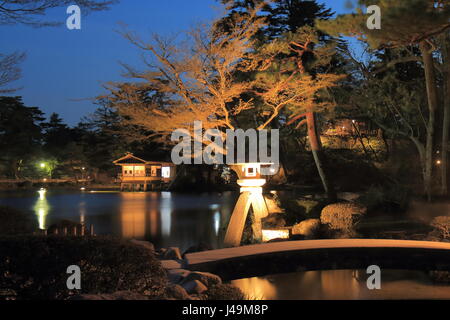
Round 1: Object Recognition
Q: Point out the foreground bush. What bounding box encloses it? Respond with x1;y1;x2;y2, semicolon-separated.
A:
0;206;37;235
430;216;450;239
0;236;167;300
205;284;245;300
321;202;367;237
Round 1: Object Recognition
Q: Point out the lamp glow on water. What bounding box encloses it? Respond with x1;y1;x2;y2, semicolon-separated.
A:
35;188;50;230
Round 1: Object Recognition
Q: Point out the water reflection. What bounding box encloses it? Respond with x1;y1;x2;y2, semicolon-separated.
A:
149;193;159;238
160;192;172;237
120;193;147;238
232;277;277;300
232;270;450;300
34;189;50;230
2;190;237;251
213;211;221;236
79;199;86;225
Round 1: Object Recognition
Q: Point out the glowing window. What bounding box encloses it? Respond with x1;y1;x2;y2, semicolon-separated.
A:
245;166;257;177
162;167;171;178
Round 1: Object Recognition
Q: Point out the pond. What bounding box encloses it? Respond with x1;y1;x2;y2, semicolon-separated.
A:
0;189;238;252
232;269;450;300
1;189;449;300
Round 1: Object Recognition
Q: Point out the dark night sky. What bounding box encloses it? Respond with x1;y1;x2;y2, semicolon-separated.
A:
0;0;349;125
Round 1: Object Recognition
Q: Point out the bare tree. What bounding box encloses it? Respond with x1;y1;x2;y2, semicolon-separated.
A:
104;6;269;146
0;0;117;27
0;51;25;93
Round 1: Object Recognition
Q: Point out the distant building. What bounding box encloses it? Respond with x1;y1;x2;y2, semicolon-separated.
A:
113;153;176;191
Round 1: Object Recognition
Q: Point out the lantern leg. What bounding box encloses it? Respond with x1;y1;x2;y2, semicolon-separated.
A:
249;193;269;242
224;192;252;247
251;193;269;220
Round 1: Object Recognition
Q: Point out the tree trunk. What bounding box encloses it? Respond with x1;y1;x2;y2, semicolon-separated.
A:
441;36;450;195
420;41;439;201
306;112;336;201
275;118;290;183
410;136;427;195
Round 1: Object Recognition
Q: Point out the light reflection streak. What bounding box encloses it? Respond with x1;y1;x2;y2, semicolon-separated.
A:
34;189;50;230
213;211;220;235
160;192;172;237
120;193;146;238
79;200;86;225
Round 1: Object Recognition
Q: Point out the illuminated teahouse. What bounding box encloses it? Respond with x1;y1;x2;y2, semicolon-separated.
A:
113;153;176;191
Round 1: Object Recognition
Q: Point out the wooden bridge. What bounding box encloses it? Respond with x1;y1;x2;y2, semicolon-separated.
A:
184;239;450;281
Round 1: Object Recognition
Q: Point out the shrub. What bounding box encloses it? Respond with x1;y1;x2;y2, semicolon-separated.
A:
282;198;324;225
320;202;367;237
430;216;450;239
205;284;245;300
0;236;167;300
0;206;37;235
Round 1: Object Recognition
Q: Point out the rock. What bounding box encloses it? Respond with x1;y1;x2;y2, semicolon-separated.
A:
165;284;190;300
167;269;191;284
182;271;222;287
162;247;182;260
182;280;208;295
262;213;286;228
157;248;168;257
129;240;155;252
161;260;183;270
292;219;321;239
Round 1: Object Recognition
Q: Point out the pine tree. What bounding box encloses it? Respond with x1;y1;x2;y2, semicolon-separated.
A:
318;0;450;200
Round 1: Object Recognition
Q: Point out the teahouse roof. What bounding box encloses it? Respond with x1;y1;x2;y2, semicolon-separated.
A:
113;153;147;165
113;153;175;166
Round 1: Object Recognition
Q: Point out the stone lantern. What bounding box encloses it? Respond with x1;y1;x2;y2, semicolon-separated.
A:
224;162;273;247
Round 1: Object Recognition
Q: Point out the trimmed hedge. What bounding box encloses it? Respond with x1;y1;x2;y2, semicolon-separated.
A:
0;236;167;300
430;216;450;240
321;202;367;237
